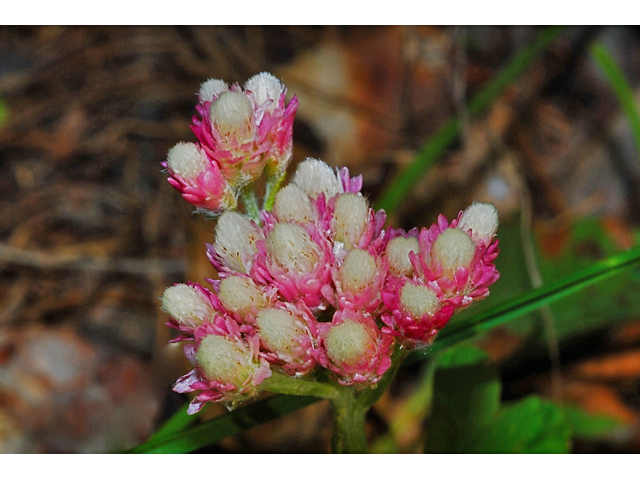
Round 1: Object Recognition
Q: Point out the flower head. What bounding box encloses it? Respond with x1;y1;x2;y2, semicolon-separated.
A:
315;309;393;386
173;317;271;413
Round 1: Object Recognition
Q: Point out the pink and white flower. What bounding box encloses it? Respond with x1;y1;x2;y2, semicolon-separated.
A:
173;316;271;413
255;302;319;375
191;73;298;188
162;142;237;214
314;309;394;386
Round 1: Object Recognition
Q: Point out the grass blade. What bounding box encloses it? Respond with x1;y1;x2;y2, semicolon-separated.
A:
416;244;640;358
129;394;319;454
590;41;640;157
375;26;564;214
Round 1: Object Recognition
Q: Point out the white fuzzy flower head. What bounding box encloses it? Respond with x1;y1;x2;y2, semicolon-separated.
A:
385;236;420;276
273;184;315;224
198;78;229;103
266;223;320;274
210;91;255;144
292;158;343;200
166;142;208;181
326;319;371;366
161;284;215;328
214;212;262;273
195;335;250;384
431;228;476;276
245;72;284;114
400;283;439;319
339;248;377;294
332;193;369;249
218;275;267;316
256;308;305;356
458;201;499;245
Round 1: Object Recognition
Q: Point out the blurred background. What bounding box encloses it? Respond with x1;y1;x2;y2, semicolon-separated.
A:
1;26;640;453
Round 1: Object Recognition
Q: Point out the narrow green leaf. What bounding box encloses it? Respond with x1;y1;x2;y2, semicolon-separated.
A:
146;402;201;442
414;244;640;359
591;42;640;157
0;99;8;127
129;394;319;454
375;26;564;214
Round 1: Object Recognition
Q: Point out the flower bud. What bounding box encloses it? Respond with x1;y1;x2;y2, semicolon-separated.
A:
256;308;306;356
210;91;255;145
332;193;369;248
431;228;476;276
161;283;216;328
385;236;420;276
326;319;372;367
339;248;377;295
273;184;315;224
198;78;229;103
213;212;262;273
458;201;499;246
292;158;343;200
195;334;251;384
166;142;209;181
165;142;236;213
245;72;284;115
266;223;320;274
400;283;439;319
218;275;267;317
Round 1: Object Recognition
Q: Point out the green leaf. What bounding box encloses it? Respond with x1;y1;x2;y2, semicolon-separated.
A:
591;42;640;158
562;404;624;440
0;99;8;127
129;394;319;454
467;396;571;453
424;358;501;452
375;26;564;214
435;344;489;369
415;242;640;358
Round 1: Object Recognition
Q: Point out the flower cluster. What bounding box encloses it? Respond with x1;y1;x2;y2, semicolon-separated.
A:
162;73;298;215
161;74;500;414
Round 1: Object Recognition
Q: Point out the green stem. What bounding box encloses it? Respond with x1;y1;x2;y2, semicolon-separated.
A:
240;187;260;222
263;171;286;211
330;387;368;453
262;371;339;399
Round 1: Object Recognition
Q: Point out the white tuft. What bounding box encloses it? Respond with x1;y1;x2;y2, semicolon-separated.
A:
431;228;476;273
291;158;343;199
458;201;499;245
326;319;371;365
210;91;255;143
218;276;266;316
214;212;262;273
400;283;439;319
339;248;377;293
273;184;315;224
332;193;369;248
385;236;420;276
198;78;229;103
266;223;319;273
256;308;304;355
245;72;284;113
160;284;215;328
195;335;247;384
166;142;208;180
